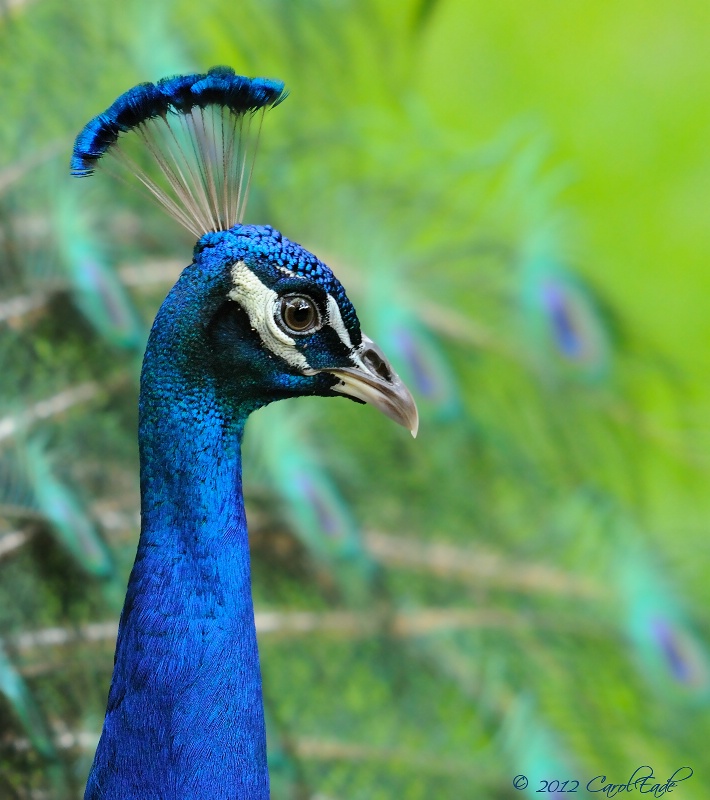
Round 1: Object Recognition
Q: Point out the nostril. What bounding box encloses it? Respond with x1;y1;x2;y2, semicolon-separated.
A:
362;348;392;381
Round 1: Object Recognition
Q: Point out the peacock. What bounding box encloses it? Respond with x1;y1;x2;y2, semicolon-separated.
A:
70;66;418;798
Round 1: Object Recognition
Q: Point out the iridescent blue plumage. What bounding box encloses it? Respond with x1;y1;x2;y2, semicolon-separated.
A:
85;226;353;798
75;69;416;799
199;225;360;339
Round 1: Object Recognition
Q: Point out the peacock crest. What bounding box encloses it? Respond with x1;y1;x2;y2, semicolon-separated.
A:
71;66;287;235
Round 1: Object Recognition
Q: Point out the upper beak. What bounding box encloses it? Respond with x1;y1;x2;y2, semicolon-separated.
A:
325;334;419;437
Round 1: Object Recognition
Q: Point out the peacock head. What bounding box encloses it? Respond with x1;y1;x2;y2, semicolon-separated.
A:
165;224;418;435
71;67;418;435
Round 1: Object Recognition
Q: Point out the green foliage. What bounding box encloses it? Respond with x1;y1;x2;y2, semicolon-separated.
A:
1;1;708;798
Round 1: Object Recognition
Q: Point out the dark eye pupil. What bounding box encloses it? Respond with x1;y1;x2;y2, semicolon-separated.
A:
282;296;317;332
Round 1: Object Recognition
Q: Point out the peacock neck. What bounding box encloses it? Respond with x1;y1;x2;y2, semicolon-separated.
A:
86;343;269;798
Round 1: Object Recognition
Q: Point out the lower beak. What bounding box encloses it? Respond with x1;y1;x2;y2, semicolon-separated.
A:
325;335;419;437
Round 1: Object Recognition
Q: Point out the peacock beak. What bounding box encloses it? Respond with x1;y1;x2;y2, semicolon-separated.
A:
325;334;419;438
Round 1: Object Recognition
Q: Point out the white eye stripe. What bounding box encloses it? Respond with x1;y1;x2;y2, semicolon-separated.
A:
228;262;310;371
325;295;355;352
228;262;359;372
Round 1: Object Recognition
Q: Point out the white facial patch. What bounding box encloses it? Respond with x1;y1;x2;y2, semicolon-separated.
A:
325;294;355;353
325;294;374;371
228;262;310;372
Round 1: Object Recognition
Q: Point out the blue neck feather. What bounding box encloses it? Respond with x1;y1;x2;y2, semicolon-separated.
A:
71;61;416;798
86;243;271;799
85;225;360;798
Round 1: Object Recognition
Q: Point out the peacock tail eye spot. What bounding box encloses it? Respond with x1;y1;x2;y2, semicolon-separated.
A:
279;294;321;334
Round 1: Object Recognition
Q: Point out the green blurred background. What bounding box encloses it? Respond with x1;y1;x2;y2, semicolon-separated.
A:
1;0;709;797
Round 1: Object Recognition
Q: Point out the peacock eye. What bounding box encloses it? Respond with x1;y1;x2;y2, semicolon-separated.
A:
278;294;321;334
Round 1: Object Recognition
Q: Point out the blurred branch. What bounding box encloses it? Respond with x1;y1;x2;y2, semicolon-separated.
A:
4;727;491;784
364;530;602;598
10;611;509;655
119;259;184;286
0;259;183;327
0;290;54;326
2;727;97;755
0;142;64;196
257;608;530;637
0;0;37;17
0;529;31;560
0;382;101;443
12;604;608;666
416;299;509;354
291;736;486;779
12;622;118;652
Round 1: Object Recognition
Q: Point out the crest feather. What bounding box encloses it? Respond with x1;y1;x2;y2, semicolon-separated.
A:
71;67;287;236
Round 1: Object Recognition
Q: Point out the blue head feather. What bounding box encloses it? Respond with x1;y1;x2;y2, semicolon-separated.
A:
85;224;368;797
137;224;364;421
197;225;360;343
76;69;417;798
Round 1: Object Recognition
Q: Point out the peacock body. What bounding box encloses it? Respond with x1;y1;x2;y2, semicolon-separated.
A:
72;68;417;798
